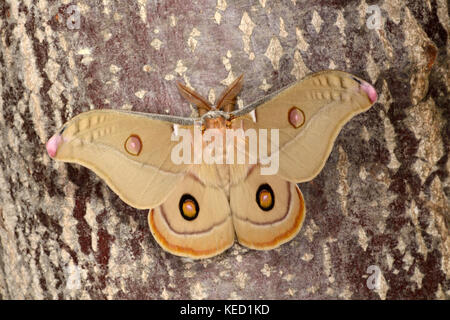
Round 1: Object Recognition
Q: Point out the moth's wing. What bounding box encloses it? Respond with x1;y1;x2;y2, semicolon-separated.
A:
149;169;235;259
236;70;377;183
46;110;191;209
229;165;305;250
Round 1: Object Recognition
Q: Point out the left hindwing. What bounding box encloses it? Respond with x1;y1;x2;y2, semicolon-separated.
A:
149;172;235;259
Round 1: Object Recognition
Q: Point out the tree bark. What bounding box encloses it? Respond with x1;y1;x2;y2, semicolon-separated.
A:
0;0;448;299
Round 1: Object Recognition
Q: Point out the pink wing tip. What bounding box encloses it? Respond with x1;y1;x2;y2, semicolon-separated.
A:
360;82;378;104
46;134;62;158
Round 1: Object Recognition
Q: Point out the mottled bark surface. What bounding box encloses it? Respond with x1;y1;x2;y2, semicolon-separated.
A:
0;0;448;299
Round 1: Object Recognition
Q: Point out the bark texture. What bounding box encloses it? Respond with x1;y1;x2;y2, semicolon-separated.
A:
0;0;448;299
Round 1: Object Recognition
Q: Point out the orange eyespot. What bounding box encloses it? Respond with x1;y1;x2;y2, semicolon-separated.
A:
256;184;275;211
259;190;272;209
124;134;142;156
179;194;199;220
182;200;196;218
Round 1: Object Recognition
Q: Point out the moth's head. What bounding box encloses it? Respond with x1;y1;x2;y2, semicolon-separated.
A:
177;74;244;117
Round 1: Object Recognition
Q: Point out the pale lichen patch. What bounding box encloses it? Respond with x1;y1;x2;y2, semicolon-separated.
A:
337;146;350;216
48;81;65;106
214;11;222;24
323;242;335;283
183;270;196;278
109;64;121;74
338;286;353;299
306;285;319;294
311;10;323;33
239;12;256;58
380;108;401;171
382;0;402;24
407;200;428;259
265;37;283;70
121;103;133;110
175;60;188;75
358;227;369;251
216;0;227;11
303;219;319;242
375;272;389;300
286;288;297;296
151;38;163;50
366;52;380;83
221;71;236;86
137;0;147;23
328;60;336;69
325;287;335;296
235;271;248;289
188;28;201;52
102;30;112;42
334;10;347;42
385;252;394;270
396;235;407;255
260;264;272;277
357;0;368;27
81;55;94;65
426;177;449;278
279;17;288;38
142;64;152;72
361;125;370;142
135;90;147;99
208;88;215;105
406;98;444;183
222;55;232;71
229;291;241;299
44;58;60;83
301;252;314;262
295;27;309;51
411;266;424;289
291;50;309;80
160;287;170;300
259;79;272;92
190;282;208;300
359;166;368;180
282;273;294;281
402;250;414;271
165;74;175;81
77;47;92;55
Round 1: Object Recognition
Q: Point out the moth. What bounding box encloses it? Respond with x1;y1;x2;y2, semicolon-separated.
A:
46;70;377;259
